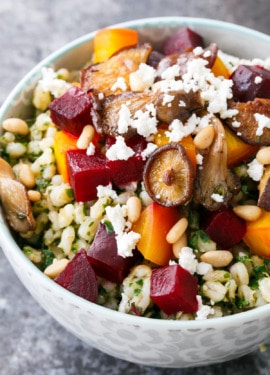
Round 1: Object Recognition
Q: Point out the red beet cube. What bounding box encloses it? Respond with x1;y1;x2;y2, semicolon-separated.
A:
67;149;111;202
49;86;93;136
150;264;198;315
231;65;270;102
202;208;246;249
162;27;204;55
54;249;98;302
106;134;147;187
87;223;138;284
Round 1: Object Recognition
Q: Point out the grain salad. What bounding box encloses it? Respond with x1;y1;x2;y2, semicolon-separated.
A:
1;26;270;320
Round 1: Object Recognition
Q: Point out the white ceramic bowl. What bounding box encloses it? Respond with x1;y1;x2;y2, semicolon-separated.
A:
1;17;270;368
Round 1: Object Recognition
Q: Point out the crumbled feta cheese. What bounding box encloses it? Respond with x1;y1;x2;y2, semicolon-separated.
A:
254;113;270;136
106;136;135;161
118;104;132;134
86;142;95;156
162;94;175;106
255;76;263;84
247;158;264;181
111;77;127;92
196;262;213;276
161;64;180;80
195;295;215;320
178;247;198;275
132;103;158;137
105;204;127;234
193;46;204;56
38;67;71;98
116;231;141;257
96;184;118;200
211;193;224;203
129;63;156;91
141;142;158;160
179;100;186;107
232;119;241;128
196;153;204;165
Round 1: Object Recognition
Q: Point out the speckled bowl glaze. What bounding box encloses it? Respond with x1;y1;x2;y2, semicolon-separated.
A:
1;17;270;368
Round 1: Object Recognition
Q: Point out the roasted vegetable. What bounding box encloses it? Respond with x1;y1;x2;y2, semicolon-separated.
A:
143;143;194;207
194;116;240;210
0;157;36;233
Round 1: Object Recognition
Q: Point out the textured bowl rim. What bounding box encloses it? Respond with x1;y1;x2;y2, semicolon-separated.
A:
1;16;270;331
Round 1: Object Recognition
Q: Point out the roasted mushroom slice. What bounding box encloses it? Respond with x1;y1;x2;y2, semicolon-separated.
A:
225;98;270;146
143;143;194;207
194;116;240;211
258;165;270;211
81;43;153;96
0;157;36;233
93;90;161;138
156;43;218;80
156;90;204;124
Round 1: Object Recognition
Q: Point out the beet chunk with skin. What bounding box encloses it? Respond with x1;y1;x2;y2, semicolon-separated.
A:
150;264;198;315
54;249;98;302
231;65;270;102
202;208;246;250
162;27;204;55
87;223;138;284
67;149;111;202
49;86;93;136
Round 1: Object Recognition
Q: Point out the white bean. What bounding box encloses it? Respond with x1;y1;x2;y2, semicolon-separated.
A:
2;118;29;135
44;258;70;279
166;217;188;244
126;196;142;223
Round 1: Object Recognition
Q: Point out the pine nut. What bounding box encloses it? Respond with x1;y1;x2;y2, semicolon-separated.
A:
44;258;70;279
2;118;29;135
193;126;215;150
27;190;41;202
166;217;188;244
233;205;262;221
18;163;36;188
200;250;233;268
126;196;142;223
172;232;187;258
256;147;270;165
77;125;95;149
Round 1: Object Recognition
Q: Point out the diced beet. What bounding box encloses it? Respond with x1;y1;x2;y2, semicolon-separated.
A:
67;149;111;202
49;86;93;136
107;155;145;187
231;65;270;102
150;264;198;315
162;27;204;55
87;223;138;284
54;249;98;302
202;208;246;250
106;134;147;187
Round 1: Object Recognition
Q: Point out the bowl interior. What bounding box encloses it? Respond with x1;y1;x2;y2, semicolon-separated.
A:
1;16;270;368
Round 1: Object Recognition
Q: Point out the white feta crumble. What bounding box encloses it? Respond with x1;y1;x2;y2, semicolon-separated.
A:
141;142;158;160
162;94;175;106
37;67;71;98
132;103;158;137
196;153;204;165
116;231;141;257
196;262;213;276
232;119;241;128
254;113;270;136
166;113;200;142
195;295;215;320
178;247;198;275
161;64;180;80
96;184;118;200
193;46;204;56
179;100;186;107
129;63;156;91
86;142;96;156
106;136;135;161
247;158;264;181
111;77;127;92
105;204;128;234
211;193;224;203
255;76;263;84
